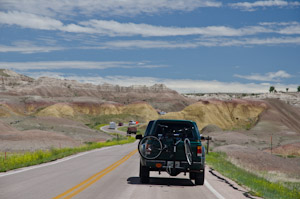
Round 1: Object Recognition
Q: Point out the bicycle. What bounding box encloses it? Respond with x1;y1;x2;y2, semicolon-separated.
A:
138;126;193;176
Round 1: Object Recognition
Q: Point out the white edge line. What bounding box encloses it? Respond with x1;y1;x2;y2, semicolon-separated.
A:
205;179;226;199
0;144;123;178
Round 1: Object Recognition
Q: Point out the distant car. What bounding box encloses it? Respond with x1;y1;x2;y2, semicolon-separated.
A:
158;111;166;115
127;127;137;135
109;122;116;129
118;122;123;126
129;120;136;126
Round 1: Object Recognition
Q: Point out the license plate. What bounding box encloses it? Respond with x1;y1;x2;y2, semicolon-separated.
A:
167;161;180;168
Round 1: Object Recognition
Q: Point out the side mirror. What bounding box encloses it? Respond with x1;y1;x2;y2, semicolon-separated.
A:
200;135;212;141
200;134;205;140
135;134;143;140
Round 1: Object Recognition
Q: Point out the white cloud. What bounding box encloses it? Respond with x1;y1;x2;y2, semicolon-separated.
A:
259;21;300;26
22;72;298;93
258;22;300;35
2;36;300;54
1;11;300;51
0;61;167;70
0;11;63;30
93;37;300;49
21;71;66;79
230;0;300;11
1;11;300;38
79;20;273;37
197;36;300;46
278;25;300;35
101;40;199;49
234;70;292;82
0;41;65;54
0;11;95;33
2;11;299;37
0;0;222;17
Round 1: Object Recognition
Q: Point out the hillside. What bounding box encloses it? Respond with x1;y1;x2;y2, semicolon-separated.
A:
0;69;194;112
161;99;267;130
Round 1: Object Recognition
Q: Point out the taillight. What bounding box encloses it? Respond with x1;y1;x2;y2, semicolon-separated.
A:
197;146;202;156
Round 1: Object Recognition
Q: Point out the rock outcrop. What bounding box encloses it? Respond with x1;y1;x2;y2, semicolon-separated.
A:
0;69;194;112
161;99;267;130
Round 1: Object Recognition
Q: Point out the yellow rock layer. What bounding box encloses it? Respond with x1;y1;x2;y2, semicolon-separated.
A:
36;103;75;118
161;100;266;130
0;104;20;117
25;104;40;114
72;103;122;115
122;103;159;121
35;102;159;121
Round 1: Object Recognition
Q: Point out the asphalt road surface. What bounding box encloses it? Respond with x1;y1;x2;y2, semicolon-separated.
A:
0;142;258;199
100;124;128;136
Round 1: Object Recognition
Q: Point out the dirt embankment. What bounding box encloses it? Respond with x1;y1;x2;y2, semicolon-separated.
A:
206;98;300;182
0;97;159;151
262;98;300;133
0;115;113;152
161;99;267;130
0;120;79;151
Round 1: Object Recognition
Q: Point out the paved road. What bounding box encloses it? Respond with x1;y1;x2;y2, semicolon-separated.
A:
0;142;257;199
100;124;129;136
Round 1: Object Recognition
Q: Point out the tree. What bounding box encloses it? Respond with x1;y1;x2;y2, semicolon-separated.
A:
298;86;300;92
286;88;289;92
269;86;275;93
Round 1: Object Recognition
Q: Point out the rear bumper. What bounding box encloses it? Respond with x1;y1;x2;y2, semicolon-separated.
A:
141;158;204;172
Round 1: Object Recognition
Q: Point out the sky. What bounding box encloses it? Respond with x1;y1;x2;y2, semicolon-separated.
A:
0;0;299;93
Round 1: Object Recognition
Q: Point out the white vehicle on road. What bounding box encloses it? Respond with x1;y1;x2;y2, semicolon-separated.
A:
129;120;136;126
109;122;116;129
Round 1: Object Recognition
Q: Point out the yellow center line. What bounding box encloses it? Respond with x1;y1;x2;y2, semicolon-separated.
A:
53;149;137;199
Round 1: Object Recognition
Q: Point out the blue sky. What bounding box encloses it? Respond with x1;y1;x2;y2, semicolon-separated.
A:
0;0;299;93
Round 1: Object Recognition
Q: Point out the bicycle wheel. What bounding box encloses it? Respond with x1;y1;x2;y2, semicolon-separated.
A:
184;138;193;165
138;136;162;160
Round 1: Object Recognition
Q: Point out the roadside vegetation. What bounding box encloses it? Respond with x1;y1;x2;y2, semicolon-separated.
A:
206;152;300;199
93;123;108;130
0;137;135;172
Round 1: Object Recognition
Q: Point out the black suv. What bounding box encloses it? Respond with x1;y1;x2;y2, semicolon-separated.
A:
136;119;205;185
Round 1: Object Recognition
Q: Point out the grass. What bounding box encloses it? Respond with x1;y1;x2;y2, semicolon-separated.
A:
275;154;300;159
93;123;108;130
118;126;128;132
206;152;300;199
0;137;135;172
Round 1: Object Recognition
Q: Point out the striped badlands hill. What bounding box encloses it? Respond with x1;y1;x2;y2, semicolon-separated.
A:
0;69;194;112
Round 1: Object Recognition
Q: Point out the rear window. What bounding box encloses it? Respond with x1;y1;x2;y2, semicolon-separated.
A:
151;121;196;140
144;120;154;136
